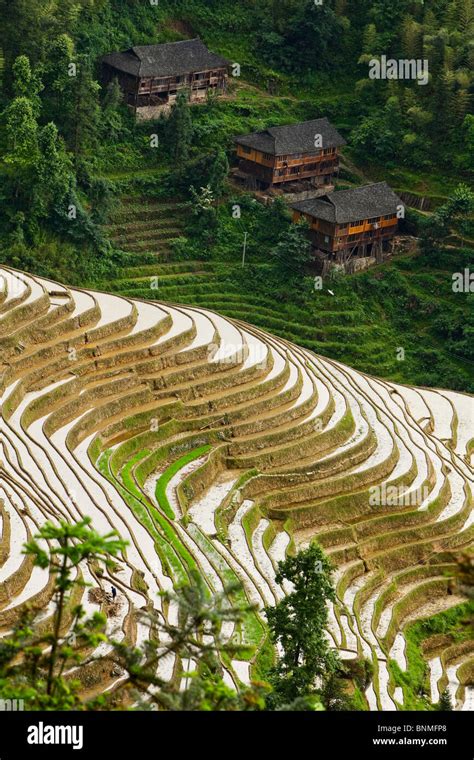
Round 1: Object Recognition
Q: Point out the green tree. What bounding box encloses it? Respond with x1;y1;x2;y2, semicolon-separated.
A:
189;184;218;244
101;76;125;140
1;56;42;206
167;91;193;169
34;122;75;218
12;54;42;113
320;671;352;711
1;96;40;216
420;183;474;254
258;0;342;72
352;96;406;167
267;196;292;238
0;518;126;708
437;689;454;711
112;571;267;711
400;16;422;58
359;23;380;62
208;148;229;198
24;518;126;697
270;220;313;281
45;34;75;92
42;34;76;126
370;0;412;40
68;55;101;160
265;544;339;707
2;96;39;168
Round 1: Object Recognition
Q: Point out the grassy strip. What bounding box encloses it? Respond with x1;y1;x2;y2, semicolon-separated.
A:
251;633;276;682
121;451;199;573
187;523;266;655
100;449;198;584
155;445;212;520
98;450;188;583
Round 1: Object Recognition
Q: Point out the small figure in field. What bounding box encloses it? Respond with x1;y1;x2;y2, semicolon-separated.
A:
111;585;117;601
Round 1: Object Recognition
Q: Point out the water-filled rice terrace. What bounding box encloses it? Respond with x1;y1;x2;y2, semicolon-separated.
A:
0;266;472;709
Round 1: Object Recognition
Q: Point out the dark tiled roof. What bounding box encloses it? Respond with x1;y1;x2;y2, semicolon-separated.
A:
102;39;229;78
292;183;403;225
235;118;346;156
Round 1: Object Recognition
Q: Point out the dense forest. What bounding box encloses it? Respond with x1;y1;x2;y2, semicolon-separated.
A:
0;0;472;390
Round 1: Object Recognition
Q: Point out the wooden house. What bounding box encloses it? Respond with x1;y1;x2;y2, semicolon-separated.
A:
291;182;403;262
102;39;229;120
234;118;346;189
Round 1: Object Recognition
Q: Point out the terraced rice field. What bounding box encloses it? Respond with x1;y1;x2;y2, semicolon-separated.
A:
103;196;400;374
0;266;472;708
104;196;188;259
101;195;474;393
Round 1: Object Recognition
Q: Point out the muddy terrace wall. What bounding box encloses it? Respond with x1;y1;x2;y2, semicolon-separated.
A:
178;446;227;514
242;429;376;498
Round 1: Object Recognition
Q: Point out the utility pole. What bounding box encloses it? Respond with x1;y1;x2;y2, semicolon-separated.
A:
242;231;248;267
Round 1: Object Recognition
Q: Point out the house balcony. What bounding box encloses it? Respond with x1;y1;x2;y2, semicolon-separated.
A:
273;162;339;184
334;226;398;250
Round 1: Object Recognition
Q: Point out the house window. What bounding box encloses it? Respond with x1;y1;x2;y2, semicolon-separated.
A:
241;145;252;154
262;152;273;161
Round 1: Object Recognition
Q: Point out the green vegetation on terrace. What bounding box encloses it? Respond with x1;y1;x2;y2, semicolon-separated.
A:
187;523;266;659
101;445;266;655
388;600;474;710
98;448;190;583
155;444;212;520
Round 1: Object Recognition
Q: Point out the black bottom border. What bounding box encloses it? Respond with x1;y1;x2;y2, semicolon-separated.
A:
0;710;471;758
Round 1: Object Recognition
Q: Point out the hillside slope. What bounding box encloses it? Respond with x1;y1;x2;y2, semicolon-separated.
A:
99;188;474;393
0;267;472;708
